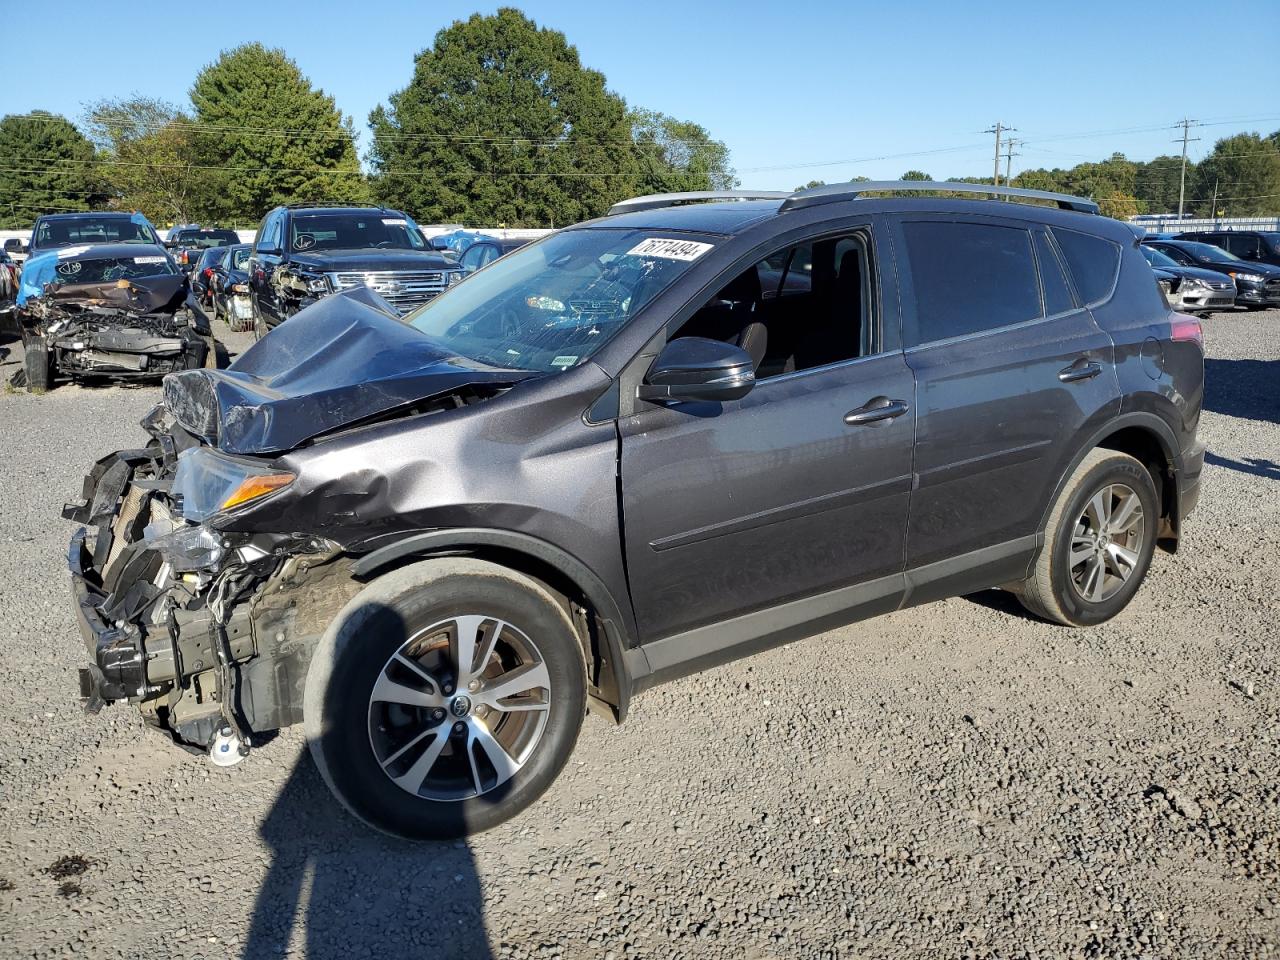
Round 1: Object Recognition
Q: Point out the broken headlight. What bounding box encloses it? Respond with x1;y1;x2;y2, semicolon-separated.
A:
171;447;295;523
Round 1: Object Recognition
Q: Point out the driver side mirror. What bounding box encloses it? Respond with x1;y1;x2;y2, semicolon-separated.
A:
430;238;452;251
638;337;755;404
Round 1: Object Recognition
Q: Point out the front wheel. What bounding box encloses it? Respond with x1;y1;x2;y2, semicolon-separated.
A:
23;334;51;391
1016;449;1159;626
304;558;586;840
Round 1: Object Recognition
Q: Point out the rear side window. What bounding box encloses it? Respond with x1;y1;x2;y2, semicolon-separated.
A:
1052;228;1121;305
902;220;1041;346
1034;231;1076;316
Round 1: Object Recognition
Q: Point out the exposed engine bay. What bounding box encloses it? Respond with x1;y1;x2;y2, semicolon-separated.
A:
65;405;362;757
16;262;212;387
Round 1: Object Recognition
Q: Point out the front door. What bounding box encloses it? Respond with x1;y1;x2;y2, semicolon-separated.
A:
618;224;915;646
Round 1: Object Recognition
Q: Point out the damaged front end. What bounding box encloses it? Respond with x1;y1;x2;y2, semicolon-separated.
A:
63;294;530;757
18;271;211;386
64;406;360;757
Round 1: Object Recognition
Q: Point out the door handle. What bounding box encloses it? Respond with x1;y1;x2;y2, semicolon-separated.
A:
1058;360;1102;383
844;397;910;425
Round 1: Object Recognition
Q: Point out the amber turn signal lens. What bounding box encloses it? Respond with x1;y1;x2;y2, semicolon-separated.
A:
220;473;294;510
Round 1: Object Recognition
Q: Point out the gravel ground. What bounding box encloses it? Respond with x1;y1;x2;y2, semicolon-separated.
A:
0;310;1277;960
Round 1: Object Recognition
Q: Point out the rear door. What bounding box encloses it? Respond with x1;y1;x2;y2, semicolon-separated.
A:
619;220;915;646
892;215;1121;598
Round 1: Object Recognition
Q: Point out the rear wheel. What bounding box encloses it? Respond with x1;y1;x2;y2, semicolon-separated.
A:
304;558;586;840
1017;449;1159;626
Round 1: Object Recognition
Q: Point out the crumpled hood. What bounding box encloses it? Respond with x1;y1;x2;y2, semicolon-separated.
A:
41;274;188;315
289;248;457;273
162;286;533;455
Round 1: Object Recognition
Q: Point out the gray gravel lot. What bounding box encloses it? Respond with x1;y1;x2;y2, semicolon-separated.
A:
0;311;1277;960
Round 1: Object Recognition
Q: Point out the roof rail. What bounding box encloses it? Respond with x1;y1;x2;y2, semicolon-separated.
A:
281;201;388;210
608;190;792;216
780;181;1099;215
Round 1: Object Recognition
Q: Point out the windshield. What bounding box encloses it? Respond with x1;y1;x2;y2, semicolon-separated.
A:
52;254;176;284
34;217;158;249
406;229;718;373
1178;241;1239;262
1141;246;1178;269
176;230;239;249
289;213;426;252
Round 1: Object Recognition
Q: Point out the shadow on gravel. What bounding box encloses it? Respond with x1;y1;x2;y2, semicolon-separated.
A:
1205;451;1280;481
242;757;492;959
963;588;1040;621
1203;358;1280;426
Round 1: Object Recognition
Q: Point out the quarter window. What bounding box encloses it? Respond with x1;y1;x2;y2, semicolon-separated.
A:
1035;231;1077;316
902;221;1041;346
1052;228;1121;305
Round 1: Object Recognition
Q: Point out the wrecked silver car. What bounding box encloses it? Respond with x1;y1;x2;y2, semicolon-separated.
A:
15;242;215;390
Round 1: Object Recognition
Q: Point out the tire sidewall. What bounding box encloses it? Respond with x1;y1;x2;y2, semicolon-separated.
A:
1049;456;1159;626
305;561;585;840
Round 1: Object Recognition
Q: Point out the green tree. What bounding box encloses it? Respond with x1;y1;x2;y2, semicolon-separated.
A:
1190;133;1280;217
83;97;221;226
629;108;736;194
368;9;645;227
0;112;101;229
190;43;366;222
900;169;931;181
1133;155;1186;214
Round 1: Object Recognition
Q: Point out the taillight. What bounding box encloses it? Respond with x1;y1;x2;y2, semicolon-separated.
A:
1170;315;1203;348
202;267;213;278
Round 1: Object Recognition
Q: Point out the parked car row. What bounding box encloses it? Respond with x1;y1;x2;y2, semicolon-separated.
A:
1140;230;1280;313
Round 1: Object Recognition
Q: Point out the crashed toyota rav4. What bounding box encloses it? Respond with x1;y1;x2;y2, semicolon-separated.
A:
67;184;1204;840
16;242;214;390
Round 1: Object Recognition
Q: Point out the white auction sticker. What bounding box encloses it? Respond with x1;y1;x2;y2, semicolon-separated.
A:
57;245;92;259
381;218;407;226
134;256;167;264
550;355;578;368
626;238;713;261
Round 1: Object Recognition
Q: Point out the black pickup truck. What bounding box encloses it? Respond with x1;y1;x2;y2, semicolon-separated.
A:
246;205;463;336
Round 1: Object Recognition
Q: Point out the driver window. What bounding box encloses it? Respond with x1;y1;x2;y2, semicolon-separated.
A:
672;233;871;380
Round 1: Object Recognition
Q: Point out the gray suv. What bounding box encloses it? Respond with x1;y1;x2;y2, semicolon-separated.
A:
65;182;1205;839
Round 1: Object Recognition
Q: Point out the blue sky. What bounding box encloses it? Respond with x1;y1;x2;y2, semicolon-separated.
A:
4;0;1278;186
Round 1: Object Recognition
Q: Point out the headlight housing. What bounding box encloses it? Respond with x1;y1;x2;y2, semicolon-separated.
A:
172;447;295;523
1230;272;1264;283
231;282;250;294
445;269;464;287
303;273;331;294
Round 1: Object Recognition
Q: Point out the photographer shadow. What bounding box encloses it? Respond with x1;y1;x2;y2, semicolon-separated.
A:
242;599;499;959
241;755;493;959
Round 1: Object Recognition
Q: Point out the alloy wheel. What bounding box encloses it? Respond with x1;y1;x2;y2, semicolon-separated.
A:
1068;483;1145;603
367;615;551;801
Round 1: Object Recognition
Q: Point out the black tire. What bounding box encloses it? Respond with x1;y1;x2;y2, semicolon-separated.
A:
1017;449;1159;626
23;334;50;392
304;558;586;840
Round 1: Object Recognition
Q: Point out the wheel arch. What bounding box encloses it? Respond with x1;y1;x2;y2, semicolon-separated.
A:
1042;412;1183;553
351;529;635;722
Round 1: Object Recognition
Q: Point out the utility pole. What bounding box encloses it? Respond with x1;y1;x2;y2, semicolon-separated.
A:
1003;138;1019;189
986;122;1013;188
1174;118;1200;220
1210;178;1219;223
